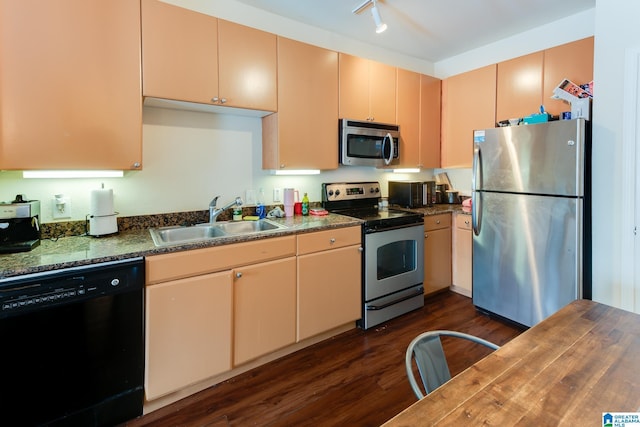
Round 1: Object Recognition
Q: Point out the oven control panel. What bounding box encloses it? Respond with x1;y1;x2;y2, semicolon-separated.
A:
322;182;380;202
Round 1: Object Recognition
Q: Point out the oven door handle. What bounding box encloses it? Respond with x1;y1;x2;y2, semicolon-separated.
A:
365;222;423;234
366;287;424;311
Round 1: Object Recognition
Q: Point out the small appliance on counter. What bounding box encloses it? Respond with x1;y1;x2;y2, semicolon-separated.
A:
388;180;435;208
86;185;118;236
0;195;41;253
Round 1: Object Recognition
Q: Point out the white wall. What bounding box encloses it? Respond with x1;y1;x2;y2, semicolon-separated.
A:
590;0;640;312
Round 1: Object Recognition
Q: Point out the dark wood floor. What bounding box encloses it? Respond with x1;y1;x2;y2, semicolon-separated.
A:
125;291;524;427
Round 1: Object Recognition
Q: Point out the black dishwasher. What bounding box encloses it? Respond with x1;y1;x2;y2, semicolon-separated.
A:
0;257;145;426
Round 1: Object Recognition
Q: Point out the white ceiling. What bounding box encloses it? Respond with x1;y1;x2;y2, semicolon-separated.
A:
233;0;595;63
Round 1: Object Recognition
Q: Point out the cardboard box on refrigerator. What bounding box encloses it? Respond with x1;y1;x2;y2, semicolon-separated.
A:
551;78;592;120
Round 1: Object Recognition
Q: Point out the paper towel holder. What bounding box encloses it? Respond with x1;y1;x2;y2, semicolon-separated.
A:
86;212;119;237
86;183;119;237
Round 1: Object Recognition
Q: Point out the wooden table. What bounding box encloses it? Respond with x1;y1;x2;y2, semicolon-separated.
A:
383;299;640;426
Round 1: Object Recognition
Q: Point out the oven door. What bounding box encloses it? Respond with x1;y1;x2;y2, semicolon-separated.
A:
364;224;424;302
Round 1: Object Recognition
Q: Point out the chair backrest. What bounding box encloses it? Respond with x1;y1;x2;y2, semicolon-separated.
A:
405;330;500;399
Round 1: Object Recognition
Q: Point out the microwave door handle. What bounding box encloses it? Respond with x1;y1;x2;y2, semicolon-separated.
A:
383;132;394;165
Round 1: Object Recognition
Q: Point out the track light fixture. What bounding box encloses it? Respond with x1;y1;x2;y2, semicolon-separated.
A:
352;0;387;34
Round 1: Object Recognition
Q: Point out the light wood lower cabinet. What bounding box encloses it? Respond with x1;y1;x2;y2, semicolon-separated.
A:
144;229;363;404
144;236;296;399
423;214;452;295
296;226;362;341
452;213;472;297
233;257;297;365
145;271;233;400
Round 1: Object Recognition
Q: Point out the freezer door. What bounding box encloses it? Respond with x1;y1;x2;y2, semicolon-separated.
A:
473;119;586;196
472;192;583;327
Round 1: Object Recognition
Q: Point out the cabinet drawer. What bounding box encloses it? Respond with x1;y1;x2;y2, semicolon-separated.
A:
146;236;296;284
455;214;472;230
297;226;361;255
424;213;451;231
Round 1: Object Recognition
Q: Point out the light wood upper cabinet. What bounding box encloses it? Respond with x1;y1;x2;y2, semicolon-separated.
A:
262;37;338;170
419;74;442;169
141;0;218;105
496;51;544;122
145;271;233;400
141;0;277;112
441;64;496;168
396;70;441;169
0;0;142;170
395;69;421;167
339;54;396;123
543;37;594;116
217;20;277;111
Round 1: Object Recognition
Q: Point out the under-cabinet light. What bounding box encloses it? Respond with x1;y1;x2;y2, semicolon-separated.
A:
272;169;321;176
23;170;124;179
392;168;421;173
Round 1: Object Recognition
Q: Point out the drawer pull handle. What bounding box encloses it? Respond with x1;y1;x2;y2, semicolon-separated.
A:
435;220;441;224
329;238;336;244
236;272;242;279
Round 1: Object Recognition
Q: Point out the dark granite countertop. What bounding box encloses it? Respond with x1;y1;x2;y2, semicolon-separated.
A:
393;203;471;216
0;214;361;279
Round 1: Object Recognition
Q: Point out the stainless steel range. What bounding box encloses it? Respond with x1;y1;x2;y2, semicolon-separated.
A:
322;182;424;329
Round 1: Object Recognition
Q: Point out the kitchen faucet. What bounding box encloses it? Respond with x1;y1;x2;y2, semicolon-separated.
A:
209;196;243;223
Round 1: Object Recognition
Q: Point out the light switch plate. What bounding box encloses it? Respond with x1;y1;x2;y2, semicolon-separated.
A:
273;188;281;202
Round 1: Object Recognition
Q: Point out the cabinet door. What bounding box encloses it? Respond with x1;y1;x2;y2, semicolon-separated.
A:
145;271;233;400
543;37;594;116
419;74;442;169
441;64;496;168
369;60;397;124
217;20;277;111
297;244;361;341
452;214;472;296
0;0;142;170
262;37;338;170
141;0;218;104
424;228;452;295
339;53;370;120
396;68;421;168
496;51;544;122
234;257;296;365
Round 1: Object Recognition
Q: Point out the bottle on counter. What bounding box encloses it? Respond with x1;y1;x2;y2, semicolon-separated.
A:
233;204;243;221
256;188;266;219
301;192;309;216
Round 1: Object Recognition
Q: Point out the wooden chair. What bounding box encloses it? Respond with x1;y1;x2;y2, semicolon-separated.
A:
405;330;500;399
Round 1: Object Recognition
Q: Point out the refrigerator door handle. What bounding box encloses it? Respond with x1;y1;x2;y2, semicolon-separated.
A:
472;146;482;235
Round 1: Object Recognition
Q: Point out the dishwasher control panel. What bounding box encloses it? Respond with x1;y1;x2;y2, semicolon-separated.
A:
0;257;143;318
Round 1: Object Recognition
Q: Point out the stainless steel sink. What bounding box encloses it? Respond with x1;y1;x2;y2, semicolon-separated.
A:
149;219;287;246
214;220;284;234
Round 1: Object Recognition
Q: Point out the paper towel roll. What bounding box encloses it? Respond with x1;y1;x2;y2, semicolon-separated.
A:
90;188;114;216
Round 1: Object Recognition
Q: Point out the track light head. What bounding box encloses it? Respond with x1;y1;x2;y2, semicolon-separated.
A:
352;0;388;33
371;5;387;33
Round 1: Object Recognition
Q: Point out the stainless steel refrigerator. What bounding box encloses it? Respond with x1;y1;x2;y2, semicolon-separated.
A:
471;118;591;327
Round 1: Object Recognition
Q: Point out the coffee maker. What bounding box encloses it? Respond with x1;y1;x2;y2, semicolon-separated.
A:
0;195;41;253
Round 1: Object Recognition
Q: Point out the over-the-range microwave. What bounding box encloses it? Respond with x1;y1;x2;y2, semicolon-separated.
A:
339;118;399;167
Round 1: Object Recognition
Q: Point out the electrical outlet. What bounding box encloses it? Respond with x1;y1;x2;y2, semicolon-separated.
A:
273;188;282;202
52;195;71;219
